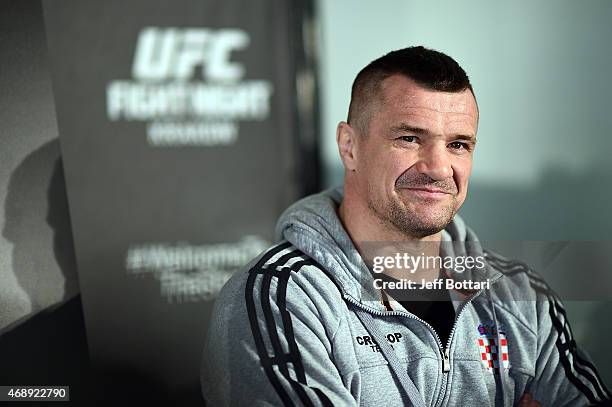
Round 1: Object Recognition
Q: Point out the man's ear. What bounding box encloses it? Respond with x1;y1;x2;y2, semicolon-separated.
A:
336;121;359;171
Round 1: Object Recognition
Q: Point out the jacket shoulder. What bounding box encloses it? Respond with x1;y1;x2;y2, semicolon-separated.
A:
483;248;562;335
485;248;558;300
212;241;347;332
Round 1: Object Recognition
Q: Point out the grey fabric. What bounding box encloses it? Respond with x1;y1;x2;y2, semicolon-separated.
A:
201;187;611;406
352;304;427;407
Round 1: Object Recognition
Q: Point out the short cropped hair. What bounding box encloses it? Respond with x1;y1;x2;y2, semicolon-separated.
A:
347;46;475;134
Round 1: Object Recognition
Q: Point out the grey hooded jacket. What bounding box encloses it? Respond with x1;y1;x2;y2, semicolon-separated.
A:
201;188;610;406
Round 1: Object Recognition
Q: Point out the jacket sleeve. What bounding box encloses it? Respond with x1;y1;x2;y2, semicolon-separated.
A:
530;290;611;406
201;259;358;406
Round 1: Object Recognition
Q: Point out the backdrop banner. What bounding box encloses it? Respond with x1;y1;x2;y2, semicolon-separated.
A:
42;0;319;403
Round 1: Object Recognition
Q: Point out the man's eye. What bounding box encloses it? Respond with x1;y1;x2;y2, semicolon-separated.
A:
399;136;417;143
448;141;468;150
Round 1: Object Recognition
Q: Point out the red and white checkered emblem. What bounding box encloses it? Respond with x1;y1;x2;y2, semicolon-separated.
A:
477;323;509;373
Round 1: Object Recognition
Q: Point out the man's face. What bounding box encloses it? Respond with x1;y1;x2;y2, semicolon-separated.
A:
352;75;479;238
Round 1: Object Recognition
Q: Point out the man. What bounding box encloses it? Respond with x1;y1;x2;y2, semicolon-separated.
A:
201;46;610;406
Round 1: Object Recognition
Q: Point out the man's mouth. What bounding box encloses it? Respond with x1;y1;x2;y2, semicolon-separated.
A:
399;186;453;199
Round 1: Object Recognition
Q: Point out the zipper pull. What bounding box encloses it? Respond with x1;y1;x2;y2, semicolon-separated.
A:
442;349;450;373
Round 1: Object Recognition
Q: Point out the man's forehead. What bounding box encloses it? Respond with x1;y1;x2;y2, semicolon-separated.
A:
379;75;477;116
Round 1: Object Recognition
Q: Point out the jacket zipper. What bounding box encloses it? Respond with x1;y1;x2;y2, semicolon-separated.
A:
442;348;450;373
344;274;503;406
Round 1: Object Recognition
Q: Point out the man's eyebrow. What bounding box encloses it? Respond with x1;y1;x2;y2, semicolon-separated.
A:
391;124;476;141
391;124;431;136
454;134;477;143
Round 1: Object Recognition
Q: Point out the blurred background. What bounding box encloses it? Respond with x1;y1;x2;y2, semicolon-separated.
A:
1;0;611;404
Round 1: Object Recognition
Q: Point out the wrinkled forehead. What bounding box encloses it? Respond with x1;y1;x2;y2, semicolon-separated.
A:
379;75;478;121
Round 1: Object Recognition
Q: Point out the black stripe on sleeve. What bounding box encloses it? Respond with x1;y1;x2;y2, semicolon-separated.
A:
557;306;610;400
279;258;335;407
246;271;294;406
261;264;315;407
258;249;316;406
246;245;335;406
245;243;295;406
486;252;610;403
551;299;611;402
548;296;600;404
256;241;293;269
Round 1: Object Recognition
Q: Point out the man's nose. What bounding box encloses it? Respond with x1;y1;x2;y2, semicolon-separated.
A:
414;145;452;180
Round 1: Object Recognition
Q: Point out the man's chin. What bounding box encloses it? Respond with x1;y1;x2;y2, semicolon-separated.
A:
406;223;449;239
392;209;455;238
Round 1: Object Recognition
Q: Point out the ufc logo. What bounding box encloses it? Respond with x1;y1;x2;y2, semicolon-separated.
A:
132;27;249;82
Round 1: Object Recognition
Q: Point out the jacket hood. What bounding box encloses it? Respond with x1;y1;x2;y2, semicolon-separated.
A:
275;186;502;305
